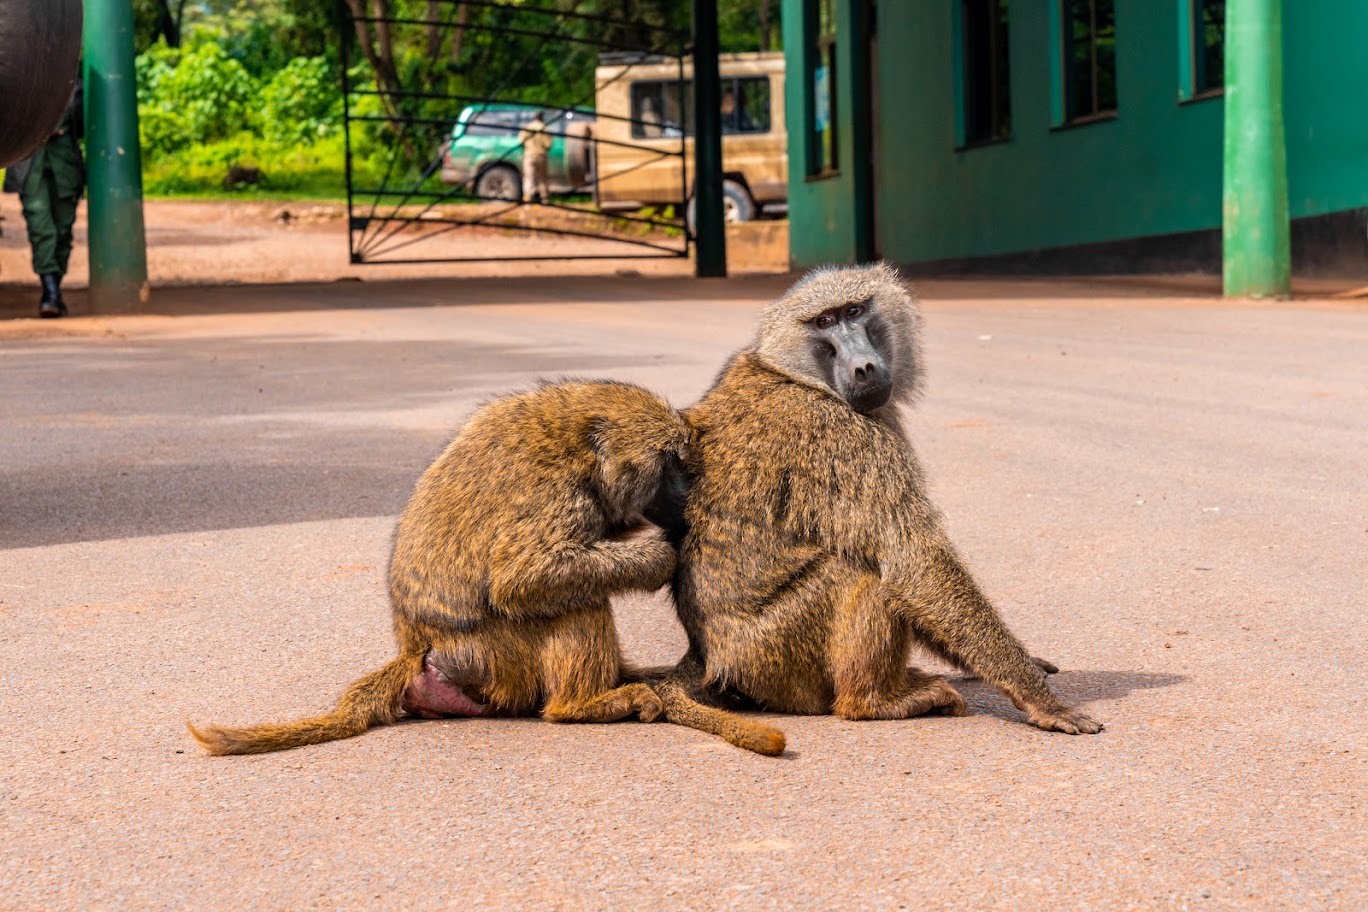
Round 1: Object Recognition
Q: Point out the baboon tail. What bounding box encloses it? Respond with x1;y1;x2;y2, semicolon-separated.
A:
654;680;786;757
187;649;425;756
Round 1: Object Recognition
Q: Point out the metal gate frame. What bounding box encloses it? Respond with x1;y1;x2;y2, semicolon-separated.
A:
340;0;693;265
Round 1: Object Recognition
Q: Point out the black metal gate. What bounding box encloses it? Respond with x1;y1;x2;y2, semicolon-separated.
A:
340;1;692;265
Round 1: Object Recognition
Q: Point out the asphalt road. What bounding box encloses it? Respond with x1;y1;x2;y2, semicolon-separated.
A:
1;276;1364;910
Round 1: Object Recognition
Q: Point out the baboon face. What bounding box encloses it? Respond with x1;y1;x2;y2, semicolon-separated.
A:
589;417;691;530
754;262;922;415
807;299;893;413
641;449;690;543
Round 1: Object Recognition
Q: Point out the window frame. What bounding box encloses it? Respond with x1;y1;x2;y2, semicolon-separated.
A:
1178;0;1226;103
722;76;773;136
805;0;840;180
627;76;770;140
1050;0;1119;129
629;79;690;140
953;0;1014;151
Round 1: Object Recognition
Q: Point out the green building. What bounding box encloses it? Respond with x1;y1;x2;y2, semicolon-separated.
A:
781;0;1367;287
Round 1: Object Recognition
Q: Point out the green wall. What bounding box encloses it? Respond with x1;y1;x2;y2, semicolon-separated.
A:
1281;3;1368;218
783;0;1368;268
783;0;864;265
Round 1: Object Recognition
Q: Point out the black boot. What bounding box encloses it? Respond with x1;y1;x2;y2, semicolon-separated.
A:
39;274;66;318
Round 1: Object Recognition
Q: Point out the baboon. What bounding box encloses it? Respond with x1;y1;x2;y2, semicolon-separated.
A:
189;380;785;756
665;263;1102;735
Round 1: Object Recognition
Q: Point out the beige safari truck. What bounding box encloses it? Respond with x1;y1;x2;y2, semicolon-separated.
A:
592;51;787;226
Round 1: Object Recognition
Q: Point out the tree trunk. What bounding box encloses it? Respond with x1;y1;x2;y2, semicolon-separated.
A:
425;1;442;58
451;3;470;62
343;0;404;127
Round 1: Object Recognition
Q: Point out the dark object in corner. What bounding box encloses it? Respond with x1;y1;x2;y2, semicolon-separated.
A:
0;0;83;168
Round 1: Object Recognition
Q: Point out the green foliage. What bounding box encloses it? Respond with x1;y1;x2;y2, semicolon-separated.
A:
141;132;380;198
132;1;782;199
260;57;343;146
135;33;348;196
142;42;256;149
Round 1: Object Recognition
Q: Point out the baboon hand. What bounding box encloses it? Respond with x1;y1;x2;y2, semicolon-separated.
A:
619;536;676;591
1031;655;1059;675
1027;705;1104;735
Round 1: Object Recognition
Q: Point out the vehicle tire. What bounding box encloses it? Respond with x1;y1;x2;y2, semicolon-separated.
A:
475;164;521;202
686;179;757;234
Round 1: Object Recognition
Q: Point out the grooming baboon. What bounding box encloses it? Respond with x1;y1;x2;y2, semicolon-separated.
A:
667;263;1102;735
189;380;785;756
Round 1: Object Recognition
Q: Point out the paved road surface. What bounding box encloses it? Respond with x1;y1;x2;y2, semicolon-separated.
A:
1;277;1363;910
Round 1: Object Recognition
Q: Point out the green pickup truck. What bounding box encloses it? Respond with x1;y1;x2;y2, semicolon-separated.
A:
439;104;595;200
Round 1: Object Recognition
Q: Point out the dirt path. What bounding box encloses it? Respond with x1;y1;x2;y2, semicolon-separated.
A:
0;197;790;302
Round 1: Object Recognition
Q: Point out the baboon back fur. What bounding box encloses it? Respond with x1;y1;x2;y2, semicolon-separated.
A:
191;380;785;756
669;264;1101;734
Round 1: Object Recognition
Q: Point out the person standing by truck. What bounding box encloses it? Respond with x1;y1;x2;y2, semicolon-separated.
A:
3;82;84;318
518;110;553;204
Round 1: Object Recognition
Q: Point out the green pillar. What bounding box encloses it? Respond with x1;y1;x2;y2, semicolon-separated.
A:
1222;0;1290;298
692;0;727;277
83;0;149;313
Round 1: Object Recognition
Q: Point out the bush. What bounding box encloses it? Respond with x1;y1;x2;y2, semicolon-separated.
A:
136;41;351;198
141;42;255;151
141;132;383;198
260;56;342;147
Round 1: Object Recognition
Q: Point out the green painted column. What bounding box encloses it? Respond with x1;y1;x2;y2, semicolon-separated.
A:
692;0;727;277
1222;0;1290;298
84;0;149;313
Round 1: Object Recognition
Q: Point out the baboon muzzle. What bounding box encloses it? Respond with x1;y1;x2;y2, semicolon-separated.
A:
838;333;892;412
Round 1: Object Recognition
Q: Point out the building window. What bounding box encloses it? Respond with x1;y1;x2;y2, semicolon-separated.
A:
807;0;838;176
959;0;1012;146
1061;0;1117;123
1191;0;1225;95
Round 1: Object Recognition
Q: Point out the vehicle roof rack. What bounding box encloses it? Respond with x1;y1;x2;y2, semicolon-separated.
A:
597;51;675;67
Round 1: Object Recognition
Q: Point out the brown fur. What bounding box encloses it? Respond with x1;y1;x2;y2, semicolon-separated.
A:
189;380;785;756
668;263;1103;735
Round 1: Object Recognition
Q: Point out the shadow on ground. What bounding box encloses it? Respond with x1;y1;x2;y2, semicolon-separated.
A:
952;670;1186;723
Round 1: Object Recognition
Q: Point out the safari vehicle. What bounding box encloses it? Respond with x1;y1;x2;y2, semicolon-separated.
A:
592;51;787;224
440;103;595;200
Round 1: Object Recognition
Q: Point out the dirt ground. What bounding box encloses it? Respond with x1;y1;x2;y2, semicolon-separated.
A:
0;198;791;303
2;272;1365;909
2;196;1363;319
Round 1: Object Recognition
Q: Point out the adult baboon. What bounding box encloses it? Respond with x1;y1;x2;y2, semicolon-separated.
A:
666;264;1102;735
189;380;786;756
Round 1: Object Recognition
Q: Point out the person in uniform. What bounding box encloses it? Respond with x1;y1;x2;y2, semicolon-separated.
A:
518;110;553;204
3;83;84;318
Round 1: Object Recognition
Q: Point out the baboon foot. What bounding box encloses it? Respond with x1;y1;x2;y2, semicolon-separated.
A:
625;684;666;723
543;683;664;724
834;674;965;721
1026;705;1103;735
402;655;488;719
910;676;967;717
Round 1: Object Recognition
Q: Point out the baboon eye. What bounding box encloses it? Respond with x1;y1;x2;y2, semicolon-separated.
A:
814;314;836;329
844;303;865;319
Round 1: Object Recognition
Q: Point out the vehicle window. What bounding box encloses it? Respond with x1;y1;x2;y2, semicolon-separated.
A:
461;109;521;137
723;77;770;134
631;81;689;139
